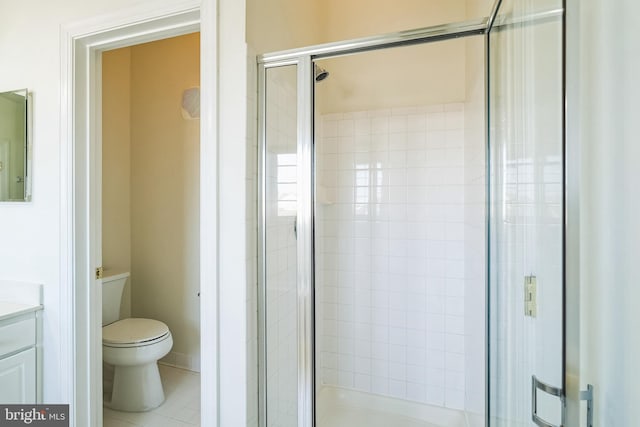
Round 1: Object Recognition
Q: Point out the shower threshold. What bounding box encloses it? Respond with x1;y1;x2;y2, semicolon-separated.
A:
316;386;470;427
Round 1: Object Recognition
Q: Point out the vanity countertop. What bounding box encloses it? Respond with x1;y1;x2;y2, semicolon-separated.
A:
0;301;42;322
0;280;43;322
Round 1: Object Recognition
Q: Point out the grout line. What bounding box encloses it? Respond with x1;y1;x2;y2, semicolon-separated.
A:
104;365;201;427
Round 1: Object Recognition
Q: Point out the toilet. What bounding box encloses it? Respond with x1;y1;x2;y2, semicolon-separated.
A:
102;271;173;412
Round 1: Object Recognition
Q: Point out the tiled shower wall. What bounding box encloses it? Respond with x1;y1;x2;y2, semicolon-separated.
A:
316;103;483;410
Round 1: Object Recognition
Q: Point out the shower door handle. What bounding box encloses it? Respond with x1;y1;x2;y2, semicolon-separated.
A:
532;375;565;427
580;384;594;427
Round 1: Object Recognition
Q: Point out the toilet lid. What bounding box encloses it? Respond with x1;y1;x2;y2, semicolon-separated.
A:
103;318;170;345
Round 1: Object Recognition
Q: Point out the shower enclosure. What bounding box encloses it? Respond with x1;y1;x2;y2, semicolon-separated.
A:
258;0;573;426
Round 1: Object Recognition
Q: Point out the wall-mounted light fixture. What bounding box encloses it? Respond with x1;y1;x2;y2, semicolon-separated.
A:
181;87;200;120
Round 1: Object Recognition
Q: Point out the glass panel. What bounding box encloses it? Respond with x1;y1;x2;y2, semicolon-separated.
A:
0;89;28;201
314;36;487;427
488;0;564;425
264;64;298;427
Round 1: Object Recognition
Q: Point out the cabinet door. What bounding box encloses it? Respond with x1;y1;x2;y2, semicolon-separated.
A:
0;347;36;403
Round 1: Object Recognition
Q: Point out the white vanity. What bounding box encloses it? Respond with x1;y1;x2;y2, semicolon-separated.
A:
0;281;43;403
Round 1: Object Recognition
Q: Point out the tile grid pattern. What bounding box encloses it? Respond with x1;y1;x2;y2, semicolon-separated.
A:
490;109;564;425
264;68;299;427
463;83;487;417
316;104;472;410
103;365;200;427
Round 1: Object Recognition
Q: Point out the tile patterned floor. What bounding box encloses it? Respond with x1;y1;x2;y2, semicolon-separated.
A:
104;365;200;427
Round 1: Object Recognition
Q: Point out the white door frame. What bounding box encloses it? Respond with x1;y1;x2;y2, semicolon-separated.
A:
59;1;220;425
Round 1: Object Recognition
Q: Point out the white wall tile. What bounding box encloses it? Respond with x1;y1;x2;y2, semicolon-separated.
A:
427;386;445;406
316;104;483;411
407;382;427;402
389;116;408;133
371;117;390;134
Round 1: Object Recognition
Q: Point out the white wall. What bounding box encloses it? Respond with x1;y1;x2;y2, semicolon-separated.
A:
0;4;250;424
573;0;640;424
218;0;249;423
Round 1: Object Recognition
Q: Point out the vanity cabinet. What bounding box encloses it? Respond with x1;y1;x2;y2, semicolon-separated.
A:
0;347;36;403
0;306;42;404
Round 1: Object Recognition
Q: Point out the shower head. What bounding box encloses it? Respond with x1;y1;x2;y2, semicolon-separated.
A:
314;65;330;82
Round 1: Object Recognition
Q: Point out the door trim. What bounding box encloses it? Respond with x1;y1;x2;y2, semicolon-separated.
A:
59;2;219;425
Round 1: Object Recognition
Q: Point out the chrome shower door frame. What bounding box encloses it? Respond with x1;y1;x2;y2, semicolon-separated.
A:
257;54;317;427
257;19;487;427
257;5;572;425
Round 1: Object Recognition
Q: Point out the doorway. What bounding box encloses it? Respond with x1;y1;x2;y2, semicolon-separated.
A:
101;32;201;426
59;5;221;426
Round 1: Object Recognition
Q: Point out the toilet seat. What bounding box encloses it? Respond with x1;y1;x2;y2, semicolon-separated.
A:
103;318;170;348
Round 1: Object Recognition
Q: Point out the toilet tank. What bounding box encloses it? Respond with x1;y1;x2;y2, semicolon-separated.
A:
102;271;129;326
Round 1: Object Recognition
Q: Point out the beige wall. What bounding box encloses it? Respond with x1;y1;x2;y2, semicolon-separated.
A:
245;0;489;55
246;0;474;114
316;0;469;113
466;0;493;19
102;33;201;371
321;0;465;43
102;48;132;318
466;0;494;19
316;38;467;113
130;33;201;371
246;0;323;54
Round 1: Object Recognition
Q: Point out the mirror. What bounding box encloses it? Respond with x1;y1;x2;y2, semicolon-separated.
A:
0;89;30;202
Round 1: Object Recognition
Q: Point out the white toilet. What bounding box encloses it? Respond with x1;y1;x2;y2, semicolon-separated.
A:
102;271;173;412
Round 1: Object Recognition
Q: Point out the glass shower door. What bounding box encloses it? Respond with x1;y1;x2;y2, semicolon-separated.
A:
260;58;315;427
261;64;300;427
488;1;565;426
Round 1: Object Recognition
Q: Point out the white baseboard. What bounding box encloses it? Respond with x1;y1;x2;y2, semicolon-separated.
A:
160;351;200;372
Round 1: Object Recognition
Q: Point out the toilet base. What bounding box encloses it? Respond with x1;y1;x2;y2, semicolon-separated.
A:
104;362;165;412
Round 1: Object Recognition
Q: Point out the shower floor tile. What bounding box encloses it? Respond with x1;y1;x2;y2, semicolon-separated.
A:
318;404;443;427
104;364;200;427
316;386;467;427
